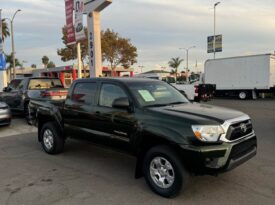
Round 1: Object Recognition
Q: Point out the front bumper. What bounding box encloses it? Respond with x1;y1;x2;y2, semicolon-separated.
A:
180;133;257;175
0;108;12;126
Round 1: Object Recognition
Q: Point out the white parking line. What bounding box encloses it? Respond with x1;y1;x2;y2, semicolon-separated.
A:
0;118;37;138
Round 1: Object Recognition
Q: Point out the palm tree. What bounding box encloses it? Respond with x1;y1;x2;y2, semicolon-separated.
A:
1;19;10;42
168;57;184;77
42;56;49;68
5;53;22;69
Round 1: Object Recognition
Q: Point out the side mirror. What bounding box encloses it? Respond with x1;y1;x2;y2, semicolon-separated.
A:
3;87;11;92
112;97;130;109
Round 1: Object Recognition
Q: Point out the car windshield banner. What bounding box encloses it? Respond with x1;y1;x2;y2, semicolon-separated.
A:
65;0;76;45
74;0;86;41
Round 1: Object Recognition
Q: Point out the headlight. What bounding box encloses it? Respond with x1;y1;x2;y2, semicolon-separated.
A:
192;125;225;142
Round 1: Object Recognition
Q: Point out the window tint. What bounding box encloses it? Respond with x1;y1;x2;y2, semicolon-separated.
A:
28;79;63;90
99;84;127;107
72;83;97;105
128;81;189;107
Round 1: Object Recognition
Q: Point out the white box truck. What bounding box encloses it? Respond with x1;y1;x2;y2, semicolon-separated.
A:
204;54;275;99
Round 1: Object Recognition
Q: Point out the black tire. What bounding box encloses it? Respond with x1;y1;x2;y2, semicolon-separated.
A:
143;145;189;198
40;122;64;155
238;91;247;100
24;102;32;125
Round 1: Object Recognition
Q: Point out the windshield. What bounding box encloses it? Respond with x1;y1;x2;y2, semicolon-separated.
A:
28;79;63;90
128;81;189;107
9;79;23;90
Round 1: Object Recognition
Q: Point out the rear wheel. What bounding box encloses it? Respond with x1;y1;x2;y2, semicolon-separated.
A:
239;91;247;100
40;122;64;154
143;145;189;198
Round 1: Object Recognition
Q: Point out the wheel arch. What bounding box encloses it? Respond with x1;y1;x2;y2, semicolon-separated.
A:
38;114;64;142
134;134;184;179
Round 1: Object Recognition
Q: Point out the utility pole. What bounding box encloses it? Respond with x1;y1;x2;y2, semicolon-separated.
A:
5;9;21;80
179;46;195;83
214;2;220;59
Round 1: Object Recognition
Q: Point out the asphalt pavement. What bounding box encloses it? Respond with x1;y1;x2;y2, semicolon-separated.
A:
0;99;274;205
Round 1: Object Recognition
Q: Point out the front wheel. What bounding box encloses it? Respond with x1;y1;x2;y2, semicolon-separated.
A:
143;145;189;198
40;122;64;155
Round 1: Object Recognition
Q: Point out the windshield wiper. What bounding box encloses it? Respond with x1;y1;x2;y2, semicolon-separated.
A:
144;102;186;108
168;101;186;105
144;103;170;108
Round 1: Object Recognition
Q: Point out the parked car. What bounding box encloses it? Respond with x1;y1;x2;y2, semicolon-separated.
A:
0;102;11;126
29;78;257;198
0;77;68;123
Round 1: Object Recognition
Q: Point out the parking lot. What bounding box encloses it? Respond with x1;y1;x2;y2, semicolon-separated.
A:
0;99;274;205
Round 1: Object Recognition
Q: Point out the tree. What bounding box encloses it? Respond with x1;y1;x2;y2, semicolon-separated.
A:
5;53;22;69
101;29;137;73
47;61;56;68
57;26;88;63
31;64;37;69
168;57;184;77
57;27;138;76
42;56;49;68
1;19;10;42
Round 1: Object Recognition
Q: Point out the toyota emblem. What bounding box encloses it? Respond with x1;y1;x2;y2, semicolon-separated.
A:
240;123;247;133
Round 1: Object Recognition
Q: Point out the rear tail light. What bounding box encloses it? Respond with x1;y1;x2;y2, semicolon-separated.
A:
41;91;68;97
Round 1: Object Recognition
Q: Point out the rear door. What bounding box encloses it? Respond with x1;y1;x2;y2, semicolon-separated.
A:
63;81;98;138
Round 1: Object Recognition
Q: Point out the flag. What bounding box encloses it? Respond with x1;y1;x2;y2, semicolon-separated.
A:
74;0;86;41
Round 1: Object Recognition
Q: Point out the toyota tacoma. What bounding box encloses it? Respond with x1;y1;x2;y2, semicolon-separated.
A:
29;78;257;198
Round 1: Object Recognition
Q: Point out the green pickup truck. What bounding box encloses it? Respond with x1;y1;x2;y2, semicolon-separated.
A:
29;78;257;198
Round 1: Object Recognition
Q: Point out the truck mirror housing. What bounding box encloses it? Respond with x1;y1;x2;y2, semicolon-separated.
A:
3;87;11;92
112;97;130;109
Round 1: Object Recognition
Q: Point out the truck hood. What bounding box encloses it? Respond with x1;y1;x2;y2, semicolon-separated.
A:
147;103;247;124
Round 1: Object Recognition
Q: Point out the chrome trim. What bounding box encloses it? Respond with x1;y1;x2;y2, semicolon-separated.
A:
220;115;253;142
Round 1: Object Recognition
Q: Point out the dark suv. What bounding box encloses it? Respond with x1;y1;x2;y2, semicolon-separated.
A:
0;77;67;122
29;78;257;198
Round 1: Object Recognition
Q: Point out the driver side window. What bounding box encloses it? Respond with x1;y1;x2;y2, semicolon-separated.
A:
99;84;127;108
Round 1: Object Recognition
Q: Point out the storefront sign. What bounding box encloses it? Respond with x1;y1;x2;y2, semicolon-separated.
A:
207;35;223;53
0;10;3;54
65;0;76;45
0;10;6;71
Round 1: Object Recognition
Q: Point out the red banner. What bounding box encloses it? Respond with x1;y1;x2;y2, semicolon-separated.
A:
65;0;76;45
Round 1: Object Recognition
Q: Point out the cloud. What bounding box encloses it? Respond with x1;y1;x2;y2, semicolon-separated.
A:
1;0;275;72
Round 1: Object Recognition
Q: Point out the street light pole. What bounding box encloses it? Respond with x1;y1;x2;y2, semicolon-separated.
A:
6;9;21;80
214;2;220;59
179;46;196;72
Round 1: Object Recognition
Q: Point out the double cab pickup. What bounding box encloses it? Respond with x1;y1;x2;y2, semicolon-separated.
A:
29;78;257;198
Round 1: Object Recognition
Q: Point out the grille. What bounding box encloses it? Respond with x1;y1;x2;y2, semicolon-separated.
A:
230;137;257;160
226;120;253;141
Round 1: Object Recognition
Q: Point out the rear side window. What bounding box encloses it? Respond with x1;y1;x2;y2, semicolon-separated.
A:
72;83;97;105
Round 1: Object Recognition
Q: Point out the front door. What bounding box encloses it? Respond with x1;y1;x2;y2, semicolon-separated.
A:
94;83;137;151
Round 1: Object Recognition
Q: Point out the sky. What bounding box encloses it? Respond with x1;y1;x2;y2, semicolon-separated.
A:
1;0;275;73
